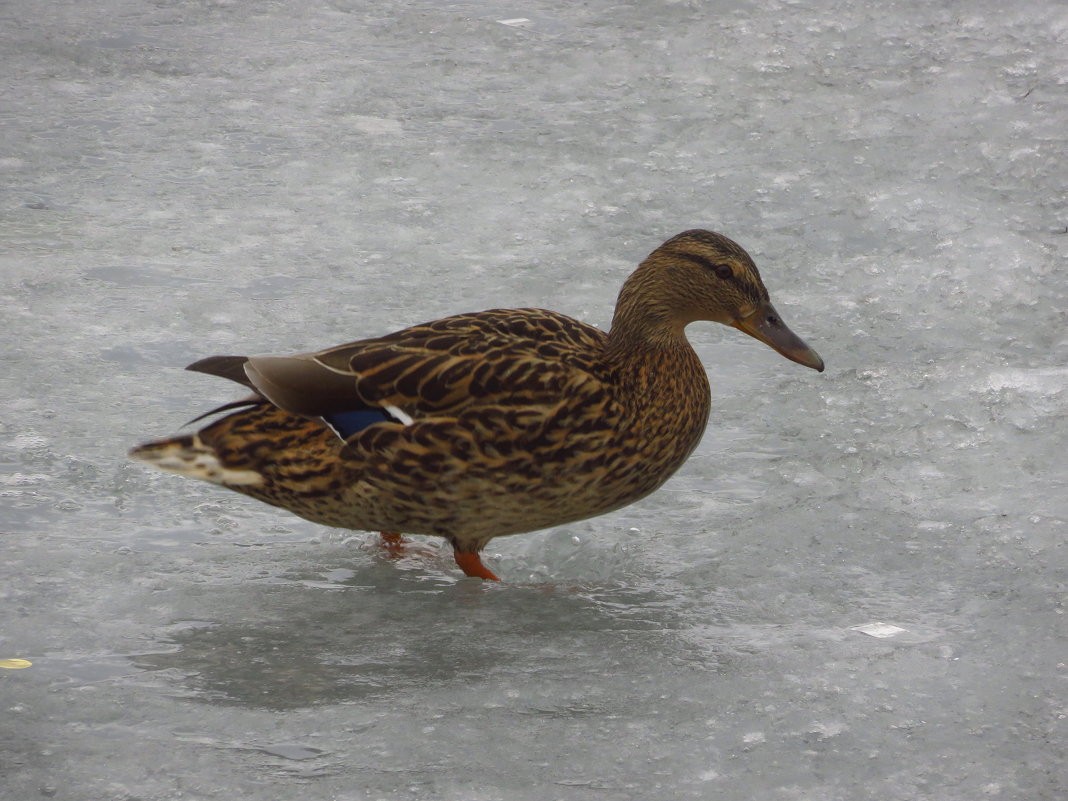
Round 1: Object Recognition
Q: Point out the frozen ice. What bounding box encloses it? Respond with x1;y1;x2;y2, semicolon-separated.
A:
2;0;1066;799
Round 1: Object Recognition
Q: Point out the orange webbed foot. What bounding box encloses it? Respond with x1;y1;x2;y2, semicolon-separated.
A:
378;531;408;558
376;531;438;560
453;550;501;581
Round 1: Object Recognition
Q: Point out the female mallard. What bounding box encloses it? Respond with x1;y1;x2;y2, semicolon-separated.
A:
130;230;823;580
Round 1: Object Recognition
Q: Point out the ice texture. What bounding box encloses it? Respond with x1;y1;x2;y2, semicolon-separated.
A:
2;1;1066;799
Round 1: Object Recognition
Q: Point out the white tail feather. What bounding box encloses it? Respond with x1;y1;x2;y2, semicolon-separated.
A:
130;437;263;486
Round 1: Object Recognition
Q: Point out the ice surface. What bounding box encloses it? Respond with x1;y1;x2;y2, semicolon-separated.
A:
2;0;1066;799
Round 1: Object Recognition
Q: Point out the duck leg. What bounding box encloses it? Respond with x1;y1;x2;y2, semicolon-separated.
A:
378;531;408;557
453;549;501;581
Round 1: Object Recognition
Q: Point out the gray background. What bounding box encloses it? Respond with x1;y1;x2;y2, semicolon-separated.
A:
2;1;1065;799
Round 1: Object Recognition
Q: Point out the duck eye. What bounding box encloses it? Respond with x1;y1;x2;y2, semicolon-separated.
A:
712;264;733;280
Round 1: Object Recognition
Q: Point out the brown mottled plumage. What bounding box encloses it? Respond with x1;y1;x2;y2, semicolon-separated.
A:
130;230;824;580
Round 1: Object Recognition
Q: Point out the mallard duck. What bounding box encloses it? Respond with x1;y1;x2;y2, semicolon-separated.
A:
130;230;823;580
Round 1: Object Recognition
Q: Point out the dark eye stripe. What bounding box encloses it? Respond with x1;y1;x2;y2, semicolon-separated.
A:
675;252;734;280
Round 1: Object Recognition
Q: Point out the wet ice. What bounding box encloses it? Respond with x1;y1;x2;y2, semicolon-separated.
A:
2;1;1066;799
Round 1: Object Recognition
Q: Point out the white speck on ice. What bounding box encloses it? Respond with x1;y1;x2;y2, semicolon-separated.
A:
849;622;909;638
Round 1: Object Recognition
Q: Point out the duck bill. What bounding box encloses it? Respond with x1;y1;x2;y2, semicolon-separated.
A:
732;302;825;372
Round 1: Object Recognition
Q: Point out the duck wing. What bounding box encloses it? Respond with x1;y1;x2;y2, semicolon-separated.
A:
188;308;609;428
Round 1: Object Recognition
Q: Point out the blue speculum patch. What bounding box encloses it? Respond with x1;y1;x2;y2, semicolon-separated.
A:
322;408;393;439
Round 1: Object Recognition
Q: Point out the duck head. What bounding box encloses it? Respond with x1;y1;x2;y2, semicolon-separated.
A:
612;229;825;372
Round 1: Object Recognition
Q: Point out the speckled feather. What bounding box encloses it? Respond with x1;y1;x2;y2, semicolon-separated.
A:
130;230;824;576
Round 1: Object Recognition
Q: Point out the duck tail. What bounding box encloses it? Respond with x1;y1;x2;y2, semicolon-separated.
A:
128;434;264;487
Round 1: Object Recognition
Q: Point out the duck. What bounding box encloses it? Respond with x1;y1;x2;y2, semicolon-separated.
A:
129;229;824;581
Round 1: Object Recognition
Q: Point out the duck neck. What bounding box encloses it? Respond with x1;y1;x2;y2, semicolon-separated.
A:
604;265;692;361
603;265;712;454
